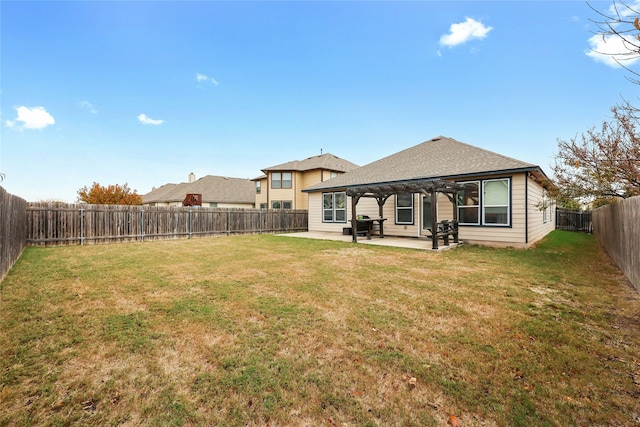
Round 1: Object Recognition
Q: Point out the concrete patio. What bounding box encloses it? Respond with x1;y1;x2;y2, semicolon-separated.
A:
278;231;460;251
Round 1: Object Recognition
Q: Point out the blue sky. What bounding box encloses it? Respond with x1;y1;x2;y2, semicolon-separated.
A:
1;0;638;202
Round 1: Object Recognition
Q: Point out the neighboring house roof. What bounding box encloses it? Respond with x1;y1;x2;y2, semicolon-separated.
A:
142;175;255;205
304;136;549;192
261;153;359;174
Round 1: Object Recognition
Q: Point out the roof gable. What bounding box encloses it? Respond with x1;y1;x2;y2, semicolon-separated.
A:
304;136;544;192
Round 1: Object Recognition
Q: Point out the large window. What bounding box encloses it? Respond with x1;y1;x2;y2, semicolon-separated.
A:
271;200;292;209
323;192;346;223
483;179;510;225
457;181;480;225
458;178;510;226
256;181;261;194
395;193;414;224
271;172;292;189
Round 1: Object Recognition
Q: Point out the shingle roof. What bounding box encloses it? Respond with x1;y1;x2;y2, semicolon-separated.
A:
303;136;546;192
142;175;255;205
262;153;359;173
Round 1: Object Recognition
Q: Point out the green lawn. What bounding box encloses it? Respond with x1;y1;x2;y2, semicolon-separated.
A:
1;231;639;426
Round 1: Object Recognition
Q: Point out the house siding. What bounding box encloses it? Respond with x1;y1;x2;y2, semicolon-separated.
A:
255;178;268;208
456;173;526;246
526;175;556;245
308;172;555;248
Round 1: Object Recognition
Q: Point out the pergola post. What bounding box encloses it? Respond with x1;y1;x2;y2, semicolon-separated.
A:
350;193;360;243
431;190;439;250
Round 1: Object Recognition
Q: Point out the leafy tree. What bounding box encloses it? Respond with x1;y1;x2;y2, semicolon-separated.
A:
77;182;143;205
552;103;640;206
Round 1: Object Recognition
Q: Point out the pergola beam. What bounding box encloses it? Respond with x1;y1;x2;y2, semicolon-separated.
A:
346;179;463;247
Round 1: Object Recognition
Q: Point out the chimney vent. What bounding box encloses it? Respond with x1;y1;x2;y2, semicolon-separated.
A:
188;172;196;183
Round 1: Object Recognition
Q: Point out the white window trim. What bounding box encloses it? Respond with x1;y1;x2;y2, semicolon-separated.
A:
457;178;511;227
322;192;347;223
482;178;510;226
458;180;480;225
395;193;414;225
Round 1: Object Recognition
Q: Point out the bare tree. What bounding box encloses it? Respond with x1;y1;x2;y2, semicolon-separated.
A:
552;103;640;206
588;1;640;83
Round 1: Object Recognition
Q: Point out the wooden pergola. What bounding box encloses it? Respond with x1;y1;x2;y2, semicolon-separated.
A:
346;179;464;250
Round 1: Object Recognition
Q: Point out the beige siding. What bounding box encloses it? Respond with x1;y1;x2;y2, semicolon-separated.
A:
216;203;255;209
526;176;556;245
255;178;268;208
308;192;378;233
457;173;526;246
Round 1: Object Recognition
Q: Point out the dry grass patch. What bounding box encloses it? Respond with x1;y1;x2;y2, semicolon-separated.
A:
1;232;639;426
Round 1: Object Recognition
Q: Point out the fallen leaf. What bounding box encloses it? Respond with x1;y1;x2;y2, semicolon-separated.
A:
448;414;460;426
349;391;364;397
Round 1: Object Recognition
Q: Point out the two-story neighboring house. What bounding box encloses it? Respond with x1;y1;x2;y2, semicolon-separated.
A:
252;153;359;210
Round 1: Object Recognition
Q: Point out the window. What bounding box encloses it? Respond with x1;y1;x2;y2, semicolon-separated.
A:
457;181;480;225
331;172;338;179
256;181;261;194
457;178;510;226
323;192;346;223
395;193;414;224
282;172;292;189
271;172;292;189
271;200;292;209
272;172;281;189
260;203;267;209
483;179;509;225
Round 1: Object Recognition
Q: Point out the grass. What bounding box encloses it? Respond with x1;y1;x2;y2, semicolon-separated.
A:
1;231;639;426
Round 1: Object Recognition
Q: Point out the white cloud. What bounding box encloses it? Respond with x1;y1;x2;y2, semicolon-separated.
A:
79;100;98;114
5;106;55;130
195;73;219;86
586;33;640;67
137;113;164;125
439;17;493;48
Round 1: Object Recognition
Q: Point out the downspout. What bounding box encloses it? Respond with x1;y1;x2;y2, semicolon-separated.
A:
525;173;529;245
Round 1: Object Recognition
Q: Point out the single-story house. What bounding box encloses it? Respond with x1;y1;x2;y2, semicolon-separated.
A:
302;136;555;248
142;173;255;208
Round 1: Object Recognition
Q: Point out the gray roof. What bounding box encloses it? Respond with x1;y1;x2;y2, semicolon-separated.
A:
142;175;255;204
304;136;546;192
262;153;359;173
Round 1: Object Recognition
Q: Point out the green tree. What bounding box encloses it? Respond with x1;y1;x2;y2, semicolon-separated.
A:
552;103;640;206
77;182;143;205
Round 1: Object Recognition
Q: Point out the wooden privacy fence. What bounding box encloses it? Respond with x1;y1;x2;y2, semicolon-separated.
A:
592;196;640;293
556;208;592;233
0;187;28;281
27;203;308;246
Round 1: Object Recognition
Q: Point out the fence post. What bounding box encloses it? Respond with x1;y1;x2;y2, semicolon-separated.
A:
259;210;262;234
80;206;84;246
189;208;192;239
141;208;145;242
227;209;231;236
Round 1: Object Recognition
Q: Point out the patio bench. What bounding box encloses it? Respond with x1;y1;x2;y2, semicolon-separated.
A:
427;220;459;248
